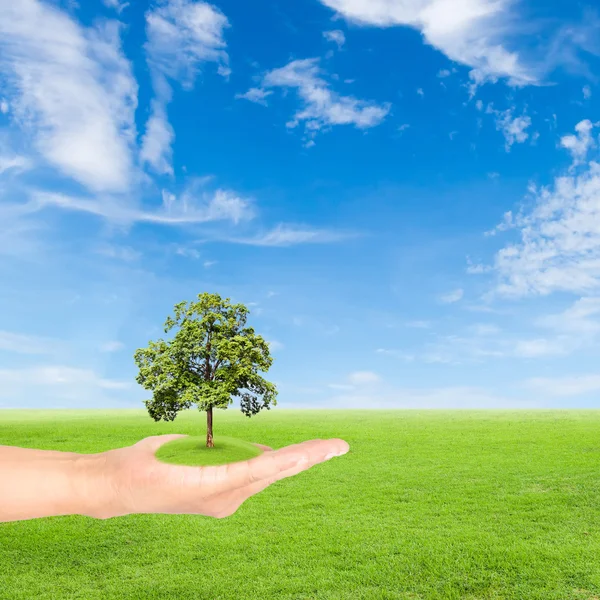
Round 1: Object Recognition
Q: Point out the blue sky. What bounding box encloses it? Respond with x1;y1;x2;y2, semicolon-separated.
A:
1;0;600;410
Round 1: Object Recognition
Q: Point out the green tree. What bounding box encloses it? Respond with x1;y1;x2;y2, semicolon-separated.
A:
134;292;277;448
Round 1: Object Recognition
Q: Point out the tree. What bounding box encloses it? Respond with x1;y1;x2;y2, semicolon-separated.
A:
134;292;278;448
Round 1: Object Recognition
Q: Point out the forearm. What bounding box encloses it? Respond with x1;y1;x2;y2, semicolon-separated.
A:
0;445;111;522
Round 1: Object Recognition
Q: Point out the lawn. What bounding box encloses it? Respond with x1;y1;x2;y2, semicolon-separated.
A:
1;409;600;600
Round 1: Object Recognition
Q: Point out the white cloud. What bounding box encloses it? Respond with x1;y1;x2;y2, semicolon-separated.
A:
100;341;124;352
538;297;600;333
103;0;129;12
142;0;230;174
583;85;592;100
488;121;600;297
416;87;424;96
145;0;229;83
0;154;31;175
139;100;175;176
203;259;217;268
245;58;390;143
0;331;59;354
398;123;410;133
0;365;132;408
525;374;600;397
22;186;254;227
235;87;273;106
467;262;493;274
559;119;597;166
387;296;600;366
489;106;531;151
0;100;8;113
174;245;201;259
0;365;129;390
439;288;464;303
316;0;537;90
317;385;537;409
0;1;138;193
225;223;356;246
513;338;568;358
381;320;576;364
323;29;346;48
348;370;380;384
327;370;381;392
437;69;451;78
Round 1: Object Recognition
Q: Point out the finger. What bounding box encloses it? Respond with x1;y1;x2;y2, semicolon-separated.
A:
134;434;189;453
216;438;349;493
252;443;274;452
210;451;344;518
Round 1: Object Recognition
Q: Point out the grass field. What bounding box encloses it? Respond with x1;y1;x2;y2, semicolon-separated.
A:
155;434;264;465
1;409;600;600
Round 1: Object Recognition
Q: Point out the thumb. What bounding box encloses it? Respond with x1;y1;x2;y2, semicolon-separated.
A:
134;434;189;453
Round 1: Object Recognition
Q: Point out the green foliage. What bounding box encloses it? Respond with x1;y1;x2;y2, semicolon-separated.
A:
134;292;277;422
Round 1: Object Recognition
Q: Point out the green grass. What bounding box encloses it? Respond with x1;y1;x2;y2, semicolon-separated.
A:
1;409;600;599
155;435;263;466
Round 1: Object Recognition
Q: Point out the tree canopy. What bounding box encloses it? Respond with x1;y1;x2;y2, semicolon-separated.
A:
134;293;278;434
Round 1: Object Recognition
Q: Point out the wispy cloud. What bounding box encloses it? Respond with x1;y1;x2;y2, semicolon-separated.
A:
559;118;597;165
18;186;255;227
316;0;537;90
323;29;346;49
0;365;130;389
224;223;358;246
103;0;129;12
0;365;133;408
524;374;600;397
96;244;141;261
239;58;390;145
487;120;600;297
327;370;381;393
141;0;230;174
0;154;31;175
99;341;125;352
378;300;600;364
0;1;138;193
235;87;272;106
0;330;60;354
487;105;532;151
320;384;535;409
348;370;380;384
439;288;464;304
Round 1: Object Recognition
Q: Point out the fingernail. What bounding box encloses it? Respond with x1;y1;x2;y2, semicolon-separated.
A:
324;452;339;460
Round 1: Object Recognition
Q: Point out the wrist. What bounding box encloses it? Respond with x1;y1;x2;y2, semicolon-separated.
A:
72;452;129;520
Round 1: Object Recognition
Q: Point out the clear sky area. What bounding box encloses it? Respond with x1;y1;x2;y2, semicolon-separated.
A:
2;0;600;409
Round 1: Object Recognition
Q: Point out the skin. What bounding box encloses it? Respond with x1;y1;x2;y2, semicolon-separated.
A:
0;435;350;523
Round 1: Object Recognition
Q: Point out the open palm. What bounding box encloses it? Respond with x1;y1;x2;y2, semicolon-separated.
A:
88;434;349;519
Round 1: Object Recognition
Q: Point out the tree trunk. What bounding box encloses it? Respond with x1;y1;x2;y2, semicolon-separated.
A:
206;406;214;448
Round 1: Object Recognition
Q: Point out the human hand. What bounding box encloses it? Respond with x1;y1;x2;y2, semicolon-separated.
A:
79;434;350;519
